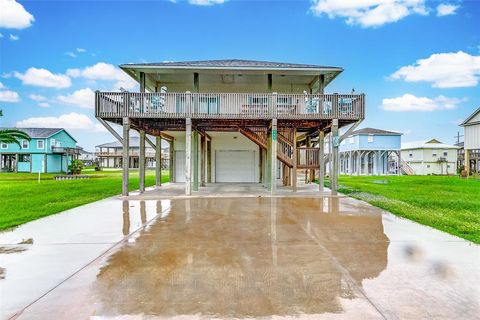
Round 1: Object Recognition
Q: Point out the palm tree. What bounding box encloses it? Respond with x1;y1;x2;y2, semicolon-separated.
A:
0;109;31;147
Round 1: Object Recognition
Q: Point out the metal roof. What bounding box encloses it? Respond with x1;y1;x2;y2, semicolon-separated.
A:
2;128;77;142
460;106;480;126
120;59;342;71
351;128;402;136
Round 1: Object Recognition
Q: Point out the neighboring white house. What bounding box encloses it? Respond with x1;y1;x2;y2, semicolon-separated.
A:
460;106;480;174
401;139;459;175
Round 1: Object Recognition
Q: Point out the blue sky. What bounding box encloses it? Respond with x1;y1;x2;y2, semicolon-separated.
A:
0;0;479;150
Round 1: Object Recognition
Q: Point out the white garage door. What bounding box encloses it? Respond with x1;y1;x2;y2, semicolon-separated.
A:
216;150;255;182
175;151;185;182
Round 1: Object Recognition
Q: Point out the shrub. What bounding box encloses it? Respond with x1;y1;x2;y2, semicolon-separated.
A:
68;159;84;174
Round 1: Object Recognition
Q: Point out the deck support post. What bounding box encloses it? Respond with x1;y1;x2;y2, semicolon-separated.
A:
331;119;339;195
169;140;175;182
155;136;162;187
318;130;325;192
185;118;192;195
139;130;146;193
193;130;199;191
397;150;402;176
122;117;130;196
271;119;277;193
292;128;297;192
259;145;263;183
349;151;353;175
207;139;212;183
465;149;470;177
266;131;272;190
200;133;206;187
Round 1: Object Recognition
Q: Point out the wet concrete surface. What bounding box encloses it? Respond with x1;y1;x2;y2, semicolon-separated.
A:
0;196;479;319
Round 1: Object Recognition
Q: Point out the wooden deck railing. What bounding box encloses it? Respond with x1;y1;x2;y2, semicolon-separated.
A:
297;148;320;169
95;91;365;120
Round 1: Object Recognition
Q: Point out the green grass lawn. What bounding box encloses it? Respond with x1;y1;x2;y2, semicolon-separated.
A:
0;169;170;231
328;175;480;244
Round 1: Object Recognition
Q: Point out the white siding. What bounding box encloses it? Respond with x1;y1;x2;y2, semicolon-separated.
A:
464;124;480;150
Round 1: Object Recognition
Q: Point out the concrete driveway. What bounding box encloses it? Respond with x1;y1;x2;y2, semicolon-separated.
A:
0;195;479;319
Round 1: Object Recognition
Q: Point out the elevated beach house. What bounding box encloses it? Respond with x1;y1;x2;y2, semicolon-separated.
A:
0;128;79;173
95;59;365;195
339;128;402;175
401;139;459;175
459;106;480;174
95;137;169;169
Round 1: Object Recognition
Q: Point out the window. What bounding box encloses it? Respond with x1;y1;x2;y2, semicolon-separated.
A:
368;134;374;143
349;136;354;143
1;142;7;149
447;165;451;168
443;151;448;157
427;165;430;168
51;139;56;148
432;151;437;157
22;140;29;149
37;140;44;149
409;153;413;158
18;154;31;162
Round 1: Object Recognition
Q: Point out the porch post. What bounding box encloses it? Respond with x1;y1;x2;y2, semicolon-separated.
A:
259;145;263;183
185;118;192;195
193;130;199;191
271;119;277;193
122;117;130;196
200;133;206;187
331;119;339;195
397;150;402;176
139;130;145;193
266;131;272;190
318;130;325;192
373;150;378;175
169;140;175;182
207;139;212;183
349;151;353;175
155;136;162;187
464;149;470;176
292;128;297;192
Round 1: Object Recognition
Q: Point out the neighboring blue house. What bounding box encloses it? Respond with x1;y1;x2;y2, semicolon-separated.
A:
339;128;402;175
0;128;79;173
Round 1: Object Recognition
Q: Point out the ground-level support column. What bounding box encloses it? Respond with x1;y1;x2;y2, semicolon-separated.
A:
122;117;130;196
207;139;212;183
465;149;470;176
266;131;272;190
292;128;297;192
200;134;206;187
169;140;174;182
259;145;263;184
397;150;401;176
185;118;192;196
192;130;199;191
373;151;378;175
271;119;277;193
139;130;146;193
349;151;353;175
331;119;339;195
318;130;325;192
155;136;162;187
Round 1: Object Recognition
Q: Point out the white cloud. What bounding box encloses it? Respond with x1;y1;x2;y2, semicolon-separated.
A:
0;0;34;29
57;88;95;109
16;112;105;132
67;62;137;90
38;102;49;108
9;34;19;41
65;52;77;58
310;0;428;28
14;67;71;88
381;94;465;112
28;93;47;101
436;3;459;16
390;51;480;88
0;89;20;102
0;82;5;89
188;0;225;5
76;48;86;53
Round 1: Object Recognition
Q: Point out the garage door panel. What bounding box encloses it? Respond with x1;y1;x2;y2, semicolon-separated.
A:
216;150;255;183
175;151;185;182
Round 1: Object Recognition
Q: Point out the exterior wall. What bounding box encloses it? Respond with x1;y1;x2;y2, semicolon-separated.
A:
31;154;45;173
168;131;259;183
402;148;457;175
464;124;480;150
17;161;30;172
340;134;401;152
47;131;77;150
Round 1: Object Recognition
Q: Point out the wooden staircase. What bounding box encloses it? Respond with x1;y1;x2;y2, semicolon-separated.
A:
400;160;415;175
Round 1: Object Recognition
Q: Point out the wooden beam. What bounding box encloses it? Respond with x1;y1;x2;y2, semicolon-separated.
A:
169;140;174;182
292;128;297;192
96;118;123;144
271;119;277;193
139;130;146;193
200;133;206;187
318;130;325;192
122;117;130;196
193;130;199;191
259;145;263;183
155;136;162;187
340;119;363;143
331;119;339;195
185;119;192;195
207;139;212;183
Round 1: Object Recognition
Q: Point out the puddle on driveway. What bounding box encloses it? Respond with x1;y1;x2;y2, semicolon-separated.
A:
1;197;479;319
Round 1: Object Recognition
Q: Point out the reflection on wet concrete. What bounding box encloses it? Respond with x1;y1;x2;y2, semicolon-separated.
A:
3;196;480;320
75;198;389;318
